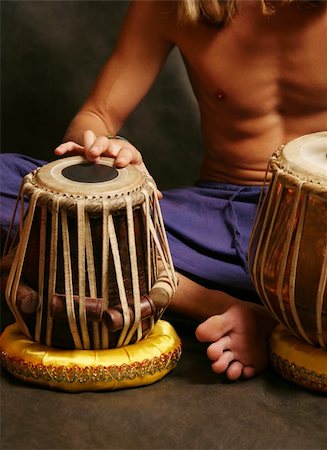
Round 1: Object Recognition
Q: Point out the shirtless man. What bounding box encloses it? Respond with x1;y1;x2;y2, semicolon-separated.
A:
2;0;327;380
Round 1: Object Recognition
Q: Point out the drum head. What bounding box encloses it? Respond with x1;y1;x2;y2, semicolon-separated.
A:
278;131;327;185
34;156;146;197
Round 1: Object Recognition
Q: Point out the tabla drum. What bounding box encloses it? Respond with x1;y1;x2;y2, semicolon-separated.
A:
249;131;327;392
0;156;181;391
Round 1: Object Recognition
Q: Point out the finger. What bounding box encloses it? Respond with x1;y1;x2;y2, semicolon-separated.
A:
85;136;116;162
54;141;84;155
115;146;142;167
144;167;163;199
83;130;102;162
134;161;163;200
83;130;97;151
156;189;163;200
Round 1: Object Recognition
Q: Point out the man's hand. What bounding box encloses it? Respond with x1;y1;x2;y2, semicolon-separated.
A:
54;130;163;198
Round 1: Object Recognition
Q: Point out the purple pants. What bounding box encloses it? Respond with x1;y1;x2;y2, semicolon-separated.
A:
0;153;261;302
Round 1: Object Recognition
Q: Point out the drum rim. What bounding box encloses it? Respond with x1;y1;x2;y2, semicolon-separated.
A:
271;131;327;188
21;156;156;213
35;156;145;194
270;159;327;197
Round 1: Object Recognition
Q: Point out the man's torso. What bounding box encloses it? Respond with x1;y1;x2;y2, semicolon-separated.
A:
166;1;327;184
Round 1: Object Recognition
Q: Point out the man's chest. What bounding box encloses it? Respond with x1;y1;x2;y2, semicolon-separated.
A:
173;9;327;117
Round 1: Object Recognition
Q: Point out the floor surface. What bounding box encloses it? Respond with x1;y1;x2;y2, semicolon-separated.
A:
1;313;326;450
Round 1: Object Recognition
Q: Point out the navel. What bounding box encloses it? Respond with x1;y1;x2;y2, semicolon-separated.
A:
277;104;286;115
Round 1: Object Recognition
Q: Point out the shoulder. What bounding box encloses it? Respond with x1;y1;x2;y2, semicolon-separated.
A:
126;0;177;20
123;1;178;40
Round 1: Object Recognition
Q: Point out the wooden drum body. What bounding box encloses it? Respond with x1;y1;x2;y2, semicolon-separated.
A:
4;157;178;351
249;131;327;392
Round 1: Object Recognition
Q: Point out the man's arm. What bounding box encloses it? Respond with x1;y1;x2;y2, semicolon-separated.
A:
55;0;175;164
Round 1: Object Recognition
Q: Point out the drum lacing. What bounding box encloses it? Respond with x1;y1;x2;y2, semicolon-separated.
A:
21;172;155;215
6;170;177;350
270;151;327;191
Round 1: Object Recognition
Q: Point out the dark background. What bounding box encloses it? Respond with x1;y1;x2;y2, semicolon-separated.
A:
1;0;202;190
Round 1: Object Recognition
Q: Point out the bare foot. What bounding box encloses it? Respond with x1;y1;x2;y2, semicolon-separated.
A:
195;303;276;380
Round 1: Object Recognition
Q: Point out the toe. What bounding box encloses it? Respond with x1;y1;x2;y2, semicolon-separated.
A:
211;350;234;374
207;335;231;361
196;315;231;343
242;366;256;379
226;361;243;380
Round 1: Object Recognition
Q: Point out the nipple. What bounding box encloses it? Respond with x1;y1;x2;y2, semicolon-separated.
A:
214;90;227;101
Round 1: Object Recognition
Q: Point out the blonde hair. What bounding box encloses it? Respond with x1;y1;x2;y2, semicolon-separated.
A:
177;0;237;25
177;0;320;26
